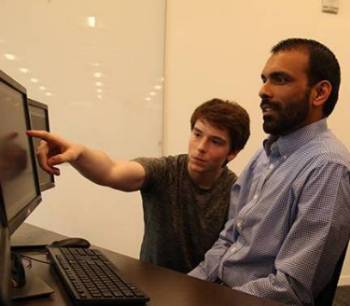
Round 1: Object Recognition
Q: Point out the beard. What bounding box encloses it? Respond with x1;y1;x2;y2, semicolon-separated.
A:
261;90;311;136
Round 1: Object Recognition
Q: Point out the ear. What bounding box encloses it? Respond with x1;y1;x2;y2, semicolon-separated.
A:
226;150;238;163
310;80;332;107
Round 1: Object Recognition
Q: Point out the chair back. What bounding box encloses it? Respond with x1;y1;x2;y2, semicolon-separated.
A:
315;242;348;306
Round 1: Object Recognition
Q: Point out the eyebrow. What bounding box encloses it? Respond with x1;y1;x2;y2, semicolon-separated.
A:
193;125;228;143
261;71;292;80
193;127;202;133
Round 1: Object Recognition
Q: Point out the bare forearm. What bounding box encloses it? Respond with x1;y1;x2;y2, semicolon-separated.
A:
70;146;116;186
71;146;145;191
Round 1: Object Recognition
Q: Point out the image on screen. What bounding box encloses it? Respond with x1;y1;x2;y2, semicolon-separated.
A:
28;99;54;191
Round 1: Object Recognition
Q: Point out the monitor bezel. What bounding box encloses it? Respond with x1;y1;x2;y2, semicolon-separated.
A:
27;98;55;191
0;225;11;306
0;70;42;235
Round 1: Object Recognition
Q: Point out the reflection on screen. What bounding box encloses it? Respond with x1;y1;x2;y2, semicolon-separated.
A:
0;81;37;221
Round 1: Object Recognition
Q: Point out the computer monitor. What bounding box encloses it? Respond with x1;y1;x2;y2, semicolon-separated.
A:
28;98;55;191
0;70;52;302
0;70;42;235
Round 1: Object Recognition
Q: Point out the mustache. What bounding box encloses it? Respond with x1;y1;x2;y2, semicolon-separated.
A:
260;99;280;111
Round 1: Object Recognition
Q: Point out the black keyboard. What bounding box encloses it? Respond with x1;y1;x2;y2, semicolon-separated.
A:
47;247;150;305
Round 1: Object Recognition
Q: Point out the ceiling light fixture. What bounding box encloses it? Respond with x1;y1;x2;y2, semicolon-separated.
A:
4;53;16;61
87;16;96;28
19;67;29;74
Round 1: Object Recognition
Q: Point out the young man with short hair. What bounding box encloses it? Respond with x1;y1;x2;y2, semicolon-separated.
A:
189;39;350;305
28;98;250;273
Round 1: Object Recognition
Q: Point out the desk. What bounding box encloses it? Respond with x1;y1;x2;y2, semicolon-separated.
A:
12;224;283;306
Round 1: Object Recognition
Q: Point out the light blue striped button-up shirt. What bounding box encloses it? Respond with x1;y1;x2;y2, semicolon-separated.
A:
189;119;350;305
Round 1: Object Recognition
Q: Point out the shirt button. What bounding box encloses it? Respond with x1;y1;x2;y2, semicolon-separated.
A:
253;194;258;200
230;246;237;253
269;164;274;169
237;220;242;231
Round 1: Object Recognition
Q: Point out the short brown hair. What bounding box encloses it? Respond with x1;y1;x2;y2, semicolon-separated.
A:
190;98;250;152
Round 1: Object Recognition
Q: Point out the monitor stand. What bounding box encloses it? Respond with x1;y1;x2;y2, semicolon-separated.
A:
11;268;54;300
10;252;54;300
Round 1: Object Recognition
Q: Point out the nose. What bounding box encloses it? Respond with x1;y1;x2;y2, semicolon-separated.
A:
259;81;272;100
197;138;208;153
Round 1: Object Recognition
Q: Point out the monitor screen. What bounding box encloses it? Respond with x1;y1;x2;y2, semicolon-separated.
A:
0;70;41;235
28;99;55;191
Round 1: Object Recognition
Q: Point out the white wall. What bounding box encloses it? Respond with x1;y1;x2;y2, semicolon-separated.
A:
0;0;165;258
164;0;350;285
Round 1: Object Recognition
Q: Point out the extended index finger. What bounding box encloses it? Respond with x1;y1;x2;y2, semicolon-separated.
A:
27;130;62;175
27;129;50;140
27;130;64;146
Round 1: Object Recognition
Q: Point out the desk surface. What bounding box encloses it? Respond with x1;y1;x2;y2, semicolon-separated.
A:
11;224;283;306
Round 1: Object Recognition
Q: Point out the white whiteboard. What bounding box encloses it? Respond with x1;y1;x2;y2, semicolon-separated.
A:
0;0;165;258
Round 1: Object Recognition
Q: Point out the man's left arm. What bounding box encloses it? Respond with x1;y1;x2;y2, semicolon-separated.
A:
235;162;350;305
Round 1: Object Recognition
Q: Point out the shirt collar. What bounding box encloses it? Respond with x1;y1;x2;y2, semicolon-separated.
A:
263;119;328;157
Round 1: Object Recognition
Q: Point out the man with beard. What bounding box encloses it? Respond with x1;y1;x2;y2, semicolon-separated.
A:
27;98;250;273
189;38;350;305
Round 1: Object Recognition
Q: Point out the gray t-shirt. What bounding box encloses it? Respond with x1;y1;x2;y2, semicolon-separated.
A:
135;154;237;273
